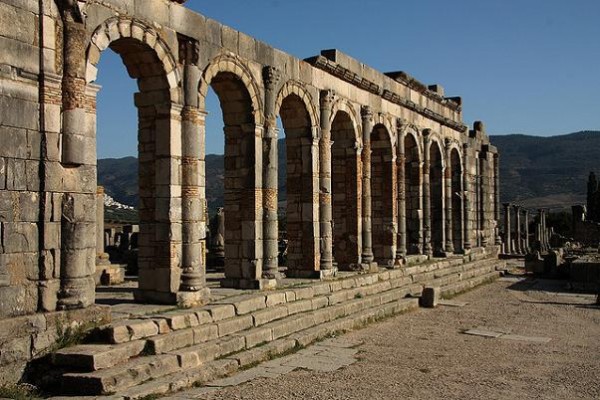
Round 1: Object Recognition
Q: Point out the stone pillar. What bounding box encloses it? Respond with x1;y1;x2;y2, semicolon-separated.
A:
57;3;96;310
360;106;375;266
395;120;407;263
503;203;512;254
480;152;489;247
462;143;472;252
523;209;530;253
96;186;109;264
444;140;454;253
494;153;502;245
423;130;432;256
178;37;210;306
262;66;282;283
319;90;335;276
514;205;522;254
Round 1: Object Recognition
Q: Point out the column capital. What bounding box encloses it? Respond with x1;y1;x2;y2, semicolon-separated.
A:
463;142;470;150
361;105;373;121
320;89;336;110
178;34;200;65
262;66;282;91
396;118;409;132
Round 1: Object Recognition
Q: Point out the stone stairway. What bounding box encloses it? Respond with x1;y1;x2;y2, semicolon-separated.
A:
47;253;506;398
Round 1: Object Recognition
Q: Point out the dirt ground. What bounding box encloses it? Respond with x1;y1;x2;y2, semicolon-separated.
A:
185;276;600;400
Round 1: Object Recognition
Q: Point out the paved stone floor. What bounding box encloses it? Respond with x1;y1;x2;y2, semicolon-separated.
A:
167;273;600;400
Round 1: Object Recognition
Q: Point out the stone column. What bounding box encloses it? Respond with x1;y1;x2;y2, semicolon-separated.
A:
494;153;502;245
96;186;109;264
319;90;335;275
423;130;433;256
523;209;530;253
395;120;407;263
360;106;375;266
480;152;489;247
262;66;282;282
178;38;210;305
444;139;454;253
503;203;512;254
57;3;96;310
462;143;472;252
514;205;522;254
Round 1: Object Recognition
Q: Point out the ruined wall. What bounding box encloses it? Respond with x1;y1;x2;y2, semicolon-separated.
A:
0;0;499;322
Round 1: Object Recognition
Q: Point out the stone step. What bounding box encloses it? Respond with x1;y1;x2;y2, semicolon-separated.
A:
52;341;147;372
57;285;417;395
441;270;500;298
118;297;420;399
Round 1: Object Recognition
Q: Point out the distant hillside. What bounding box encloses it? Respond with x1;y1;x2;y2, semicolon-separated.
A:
491;130;600;210
98;131;600;214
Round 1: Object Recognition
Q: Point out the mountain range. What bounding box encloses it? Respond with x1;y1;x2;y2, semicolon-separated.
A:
99;130;600;220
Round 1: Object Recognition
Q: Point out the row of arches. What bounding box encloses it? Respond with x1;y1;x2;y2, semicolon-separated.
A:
56;16;495;308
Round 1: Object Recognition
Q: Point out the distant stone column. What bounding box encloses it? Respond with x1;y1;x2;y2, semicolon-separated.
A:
361;106;375;266
262;66;282;281
494;154;502;245
212;208;226;264
395;120;407;262
523;209;530;253
319;90;336;274
444;139;454;253
462;143;472;252
423;130;433;256
96;187;109;264
503;203;512;254
514;205;522;254
480;154;489;247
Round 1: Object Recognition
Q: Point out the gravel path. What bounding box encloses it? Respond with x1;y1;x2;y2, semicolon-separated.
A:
170;276;600;400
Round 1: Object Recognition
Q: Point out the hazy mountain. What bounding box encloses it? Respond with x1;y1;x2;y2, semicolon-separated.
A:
98;131;600;220
491;130;600;210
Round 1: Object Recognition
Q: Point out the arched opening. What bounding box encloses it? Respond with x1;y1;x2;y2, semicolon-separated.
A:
278;94;318;273
405;134;422;254
204;71;258;286
331;111;361;269
371;124;396;266
451;148;463;252
91;34;174;303
430;141;445;254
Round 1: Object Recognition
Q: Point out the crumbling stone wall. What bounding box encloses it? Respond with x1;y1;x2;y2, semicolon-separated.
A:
0;0;500;321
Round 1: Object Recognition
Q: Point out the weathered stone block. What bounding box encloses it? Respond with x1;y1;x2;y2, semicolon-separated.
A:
149;329;194;354
420;286;440;308
192;324;218;344
252;305;288;326
217;315;253;337
205;304;235;322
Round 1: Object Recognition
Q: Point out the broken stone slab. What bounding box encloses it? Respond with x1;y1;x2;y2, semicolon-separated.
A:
463;329;503;339
499;334;552;343
438;300;469;307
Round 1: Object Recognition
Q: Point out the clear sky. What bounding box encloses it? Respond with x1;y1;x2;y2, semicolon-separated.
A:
96;0;600;158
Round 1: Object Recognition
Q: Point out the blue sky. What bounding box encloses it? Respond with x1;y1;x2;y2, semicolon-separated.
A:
96;0;600;158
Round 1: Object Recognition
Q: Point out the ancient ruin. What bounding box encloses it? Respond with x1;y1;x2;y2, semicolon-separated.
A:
0;0;505;393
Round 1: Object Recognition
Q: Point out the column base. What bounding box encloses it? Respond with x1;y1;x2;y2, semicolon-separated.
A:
95;263;126;286
134;287;211;308
389;258;405;269
361;262;379;273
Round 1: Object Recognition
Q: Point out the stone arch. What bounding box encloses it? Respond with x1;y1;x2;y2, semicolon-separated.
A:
199;54;264;126
429;138;445;254
275;83;320;273
450;147;464;252
329;99;361;139
371;123;397;265
331;109;362;269
404;130;423;254
275;81;319;129
83;17;183;303
86;17;180;91
199;54;264;287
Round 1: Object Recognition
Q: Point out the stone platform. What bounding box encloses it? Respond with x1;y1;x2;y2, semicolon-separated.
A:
33;252;505;398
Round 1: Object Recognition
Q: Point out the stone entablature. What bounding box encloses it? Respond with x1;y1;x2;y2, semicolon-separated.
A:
0;0;500;323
